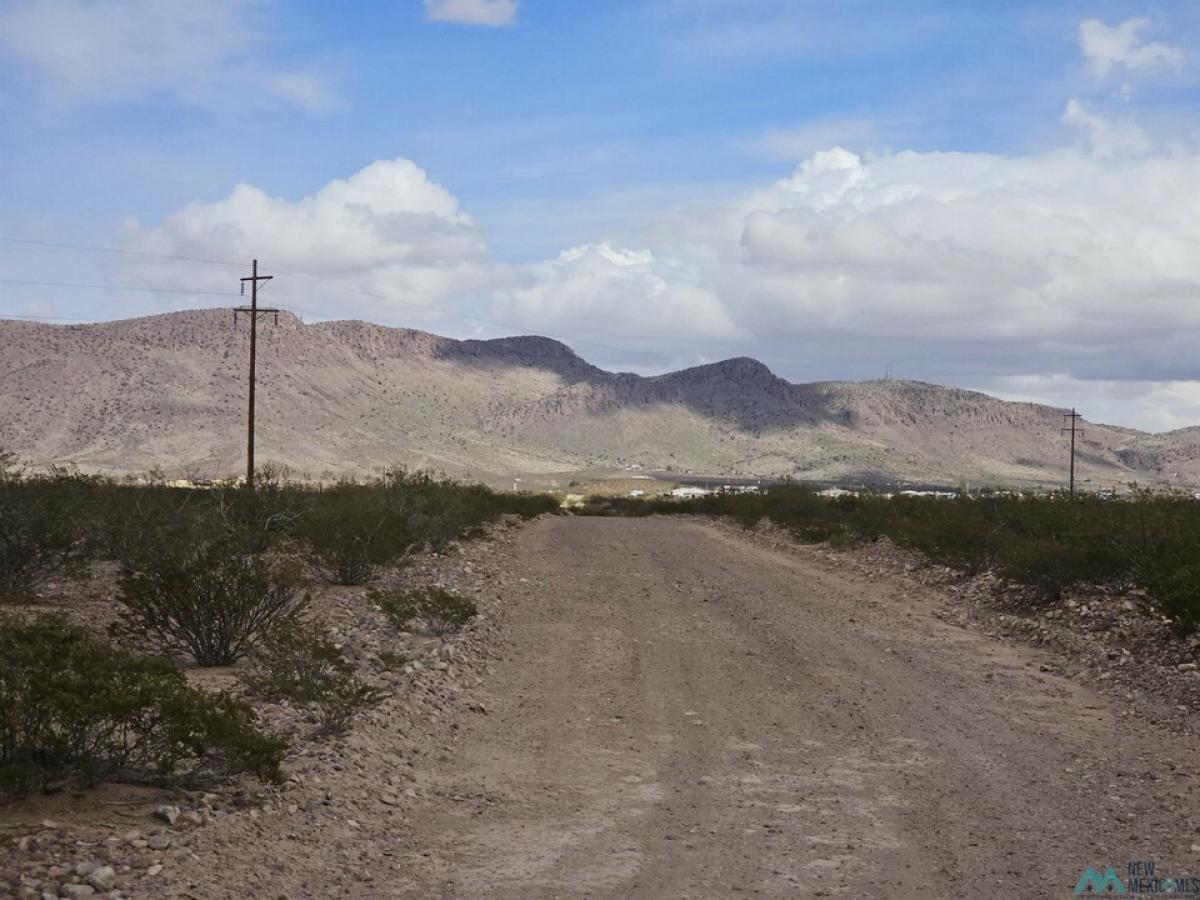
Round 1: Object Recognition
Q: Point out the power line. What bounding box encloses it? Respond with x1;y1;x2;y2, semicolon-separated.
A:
0;312;99;322
1;234;653;359
0;277;239;297
0;236;245;267
1;236;635;355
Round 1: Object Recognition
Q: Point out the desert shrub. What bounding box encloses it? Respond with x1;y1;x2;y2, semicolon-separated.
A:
1;466;551;594
114;542;309;666
211;467;304;553
992;535;1085;602
244;622;380;734
0;473;90;597
1117;491;1200;634
600;483;1199;633
384;468;480;549
895;498;998;573
377;649;410;671
297;483;415;585
382;467;556;548
0;613;285;794
86;482;211;574
1145;563;1200;635
371;586;477;636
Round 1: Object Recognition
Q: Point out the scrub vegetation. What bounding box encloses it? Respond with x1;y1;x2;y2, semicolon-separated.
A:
0;454;555;794
582;484;1200;633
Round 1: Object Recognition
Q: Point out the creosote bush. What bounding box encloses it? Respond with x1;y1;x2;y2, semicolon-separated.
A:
0;613;286;794
114;541;309;666
297;482;414;585
296;469;558;586
0;460;555;593
244;622;380;734
0;470;90;598
370;586;478;636
377;649;410;671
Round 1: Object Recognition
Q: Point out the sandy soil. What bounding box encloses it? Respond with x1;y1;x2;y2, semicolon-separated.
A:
5;516;1198;898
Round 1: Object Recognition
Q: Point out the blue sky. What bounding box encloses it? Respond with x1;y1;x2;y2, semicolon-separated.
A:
2;0;1199;430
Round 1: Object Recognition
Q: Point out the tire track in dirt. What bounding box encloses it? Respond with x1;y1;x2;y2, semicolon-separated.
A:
399;516;1199;899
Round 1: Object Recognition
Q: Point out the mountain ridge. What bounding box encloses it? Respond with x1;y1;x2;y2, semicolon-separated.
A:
2;308;1197;488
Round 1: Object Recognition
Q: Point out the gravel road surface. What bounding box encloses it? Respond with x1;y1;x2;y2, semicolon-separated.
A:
401;517;1198;898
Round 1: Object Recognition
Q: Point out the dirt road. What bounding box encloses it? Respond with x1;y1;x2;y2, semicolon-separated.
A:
400;517;1198;898
13;515;1193;898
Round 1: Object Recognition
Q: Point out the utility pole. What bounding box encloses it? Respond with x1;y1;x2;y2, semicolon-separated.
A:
235;260;277;491
1061;408;1084;499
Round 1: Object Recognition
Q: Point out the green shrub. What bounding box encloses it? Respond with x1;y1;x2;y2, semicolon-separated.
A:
244;622;380;734
114;542;309;666
377;649;410;671
597;484;1199;634
992;535;1082;602
1118;491;1200;633
1;466;551;594
297;483;415;585
371;586;477;635
211;468;304;553
0;613;285;794
1145;562;1200;635
0;474;90;598
88;482;210;574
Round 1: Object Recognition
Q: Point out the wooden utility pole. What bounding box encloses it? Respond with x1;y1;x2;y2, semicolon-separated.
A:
1061;408;1084;499
235;260;277;491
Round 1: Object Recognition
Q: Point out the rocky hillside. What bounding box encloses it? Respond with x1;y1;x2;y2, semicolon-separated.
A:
2;309;1197;488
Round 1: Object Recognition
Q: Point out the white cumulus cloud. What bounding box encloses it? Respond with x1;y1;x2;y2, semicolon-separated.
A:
122;136;1200;430
1061;97;1150;158
1079;17;1185;81
123;158;494;327
424;0;518;27
491;243;742;349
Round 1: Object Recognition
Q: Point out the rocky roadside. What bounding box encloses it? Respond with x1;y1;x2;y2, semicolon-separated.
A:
0;515;532;900
699;515;1200;736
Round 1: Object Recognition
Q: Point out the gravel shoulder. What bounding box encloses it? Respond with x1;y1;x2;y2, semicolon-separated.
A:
4;515;1198;898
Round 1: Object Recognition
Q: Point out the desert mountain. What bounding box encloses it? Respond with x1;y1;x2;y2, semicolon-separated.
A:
2;309;1197;489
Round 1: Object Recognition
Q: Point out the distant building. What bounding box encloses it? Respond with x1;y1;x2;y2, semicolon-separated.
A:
670;486;711;498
